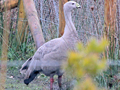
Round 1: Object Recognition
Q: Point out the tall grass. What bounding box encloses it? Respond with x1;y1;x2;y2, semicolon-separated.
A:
0;0;119;89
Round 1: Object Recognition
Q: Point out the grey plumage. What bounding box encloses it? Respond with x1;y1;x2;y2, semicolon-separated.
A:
20;1;81;89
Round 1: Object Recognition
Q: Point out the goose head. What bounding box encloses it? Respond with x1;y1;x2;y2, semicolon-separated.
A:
64;1;81;12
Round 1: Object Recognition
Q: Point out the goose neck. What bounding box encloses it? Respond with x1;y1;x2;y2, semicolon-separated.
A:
62;10;76;38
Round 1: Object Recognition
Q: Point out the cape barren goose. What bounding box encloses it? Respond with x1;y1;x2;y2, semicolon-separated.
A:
20;1;81;90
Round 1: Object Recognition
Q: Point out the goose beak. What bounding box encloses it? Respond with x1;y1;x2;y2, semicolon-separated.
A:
76;3;81;8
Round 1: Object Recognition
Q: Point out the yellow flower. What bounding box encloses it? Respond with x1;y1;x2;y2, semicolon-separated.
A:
74;77;97;90
63;38;108;90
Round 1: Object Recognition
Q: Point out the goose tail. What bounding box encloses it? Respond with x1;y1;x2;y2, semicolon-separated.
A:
20;57;32;75
20;56;41;85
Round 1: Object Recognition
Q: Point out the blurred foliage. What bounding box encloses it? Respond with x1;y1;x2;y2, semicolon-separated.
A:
64;38;109;90
7;28;36;60
74;77;98;90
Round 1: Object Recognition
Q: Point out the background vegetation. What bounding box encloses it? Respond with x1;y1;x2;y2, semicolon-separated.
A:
0;0;120;90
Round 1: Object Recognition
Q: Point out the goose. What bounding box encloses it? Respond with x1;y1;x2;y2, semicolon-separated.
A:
20;1;81;90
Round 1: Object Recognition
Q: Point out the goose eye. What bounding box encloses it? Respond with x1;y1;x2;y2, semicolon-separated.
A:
72;3;74;5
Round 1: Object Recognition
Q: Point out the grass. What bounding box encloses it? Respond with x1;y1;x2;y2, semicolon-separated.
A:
4;60;120;90
0;0;119;89
6;78;43;90
0;29;119;90
5;60;72;90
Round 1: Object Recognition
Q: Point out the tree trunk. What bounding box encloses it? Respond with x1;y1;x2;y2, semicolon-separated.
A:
22;0;45;49
117;0;120;58
0;0;18;12
104;0;117;59
0;4;11;90
59;0;69;37
17;0;28;45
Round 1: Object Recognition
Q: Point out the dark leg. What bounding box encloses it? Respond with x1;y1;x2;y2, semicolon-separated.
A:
50;77;54;90
58;75;62;89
